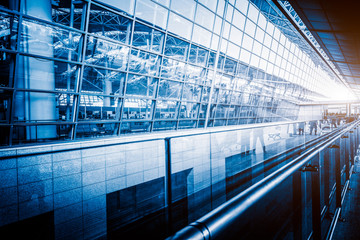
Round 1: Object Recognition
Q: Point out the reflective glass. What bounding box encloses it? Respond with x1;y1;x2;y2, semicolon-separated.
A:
153;120;176;131
0;12;18;50
178;120;197;129
101;0;135;15
78;94;120;120
76;123;117;138
21;18;81;61
245;20;256;37
227;42;240;59
15;55;78;92
129;49;161;76
167;12;192;40
232;10;246;31
192;25;211;48
179;102;199;119
14;91;74;122
126;74;157;98
195;4;215;30
182;83;202;101
160;57;186;81
198;0;218;12
186;64;207;85
188;44;208;67
135;0;168;29
82;66;125;95
199;104;208;118
89;4;132;44
122;98;152;119
164;35;190;61
158;80;182;100
170;0;195;20
236;0;249;14
229;26;243;44
132;22;164;53
120;121;150;133
52;0;84;29
247;3;259;23
155;100;179;119
13;124;72;144
85;36;129;69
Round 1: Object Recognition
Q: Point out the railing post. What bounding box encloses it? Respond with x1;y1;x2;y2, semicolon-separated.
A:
311;155;321;240
323;149;330;211
343;135;350;181
328;144;341;208
165;138;173;235
292;171;302;240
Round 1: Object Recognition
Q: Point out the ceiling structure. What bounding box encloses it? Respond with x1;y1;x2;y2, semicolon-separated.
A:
279;0;360;97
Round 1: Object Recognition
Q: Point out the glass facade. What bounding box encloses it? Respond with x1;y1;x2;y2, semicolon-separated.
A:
0;0;353;146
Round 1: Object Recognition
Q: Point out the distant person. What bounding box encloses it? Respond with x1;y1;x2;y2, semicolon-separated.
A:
331;118;337;128
309;120;318;135
298;122;305;135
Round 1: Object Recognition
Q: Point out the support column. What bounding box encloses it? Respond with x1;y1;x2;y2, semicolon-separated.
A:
16;0;56;140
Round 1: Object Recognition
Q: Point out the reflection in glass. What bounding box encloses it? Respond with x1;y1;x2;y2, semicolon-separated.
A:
179;102;199;119
78;94;120;120
126;74;157;98
85;36;129;69
21;19;81;61
132;22;164;53
155;100;179;119
82;66;125;95
129;49;161;75
76;123;117;138
158;80;182;99
89;4;132;44
123;98;152;120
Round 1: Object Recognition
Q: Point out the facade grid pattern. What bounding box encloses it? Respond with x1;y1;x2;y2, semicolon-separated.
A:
0;0;350;146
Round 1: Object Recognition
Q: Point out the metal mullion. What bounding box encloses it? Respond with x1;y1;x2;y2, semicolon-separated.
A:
72;1;91;140
204;0;228;128
118;8;137;135
8;0;25;146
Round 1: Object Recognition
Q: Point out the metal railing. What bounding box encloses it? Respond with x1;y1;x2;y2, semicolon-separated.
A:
167;120;359;240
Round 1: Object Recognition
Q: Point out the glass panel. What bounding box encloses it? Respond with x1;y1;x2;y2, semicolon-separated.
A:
192;25;211;48
0;89;11;123
14;91;74;122
126;74;157;98
52;0;84;29
199;104;207;118
135;0;168;29
89;4;132;44
186;65;207;85
122;98;153;119
178;120;196;129
0;12;18;50
179;102;199;119
182;83;202;102
76;123;117;138
120;121;151;133
164;35;190;61
78;94;120;120
82;66;125;95
158;80;182;100
167;12;192;40
188;44;208;67
0;52;14;87
195;4;214;30
129;49;161;75
160;57;186;81
85;36;129;69
153;120;176;131
132;22;165;53
155;100;179;119
12;124;72;144
21;18;81;61
101;0;135;15
170;0;195;20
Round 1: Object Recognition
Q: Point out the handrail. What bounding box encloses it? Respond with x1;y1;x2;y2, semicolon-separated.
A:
167;121;359;240
0;120;309;159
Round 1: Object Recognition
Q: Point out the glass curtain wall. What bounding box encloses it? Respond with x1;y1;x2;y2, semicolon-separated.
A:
0;0;351;145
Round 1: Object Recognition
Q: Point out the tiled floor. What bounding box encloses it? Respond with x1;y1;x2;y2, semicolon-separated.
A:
333;157;360;240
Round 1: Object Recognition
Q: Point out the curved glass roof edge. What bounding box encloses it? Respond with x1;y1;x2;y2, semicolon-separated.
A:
258;0;355;98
